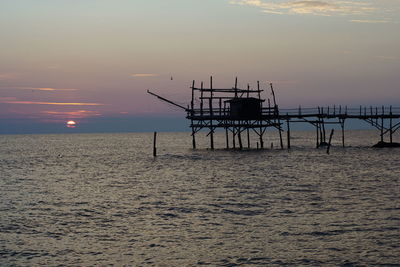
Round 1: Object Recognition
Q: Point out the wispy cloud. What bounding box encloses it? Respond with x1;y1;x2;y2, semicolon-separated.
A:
131;73;159;77
230;0;376;16
0;73;18;80
350;19;389;23
41;110;102;118
0;97;18;101
12;87;79;91
1;100;104;106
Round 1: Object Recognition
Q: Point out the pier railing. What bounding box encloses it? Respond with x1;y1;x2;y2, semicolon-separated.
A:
279;106;400;118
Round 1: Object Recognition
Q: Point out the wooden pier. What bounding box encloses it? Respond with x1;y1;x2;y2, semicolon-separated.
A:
148;77;400;149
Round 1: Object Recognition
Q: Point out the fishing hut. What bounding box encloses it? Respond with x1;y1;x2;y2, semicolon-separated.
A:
148;77;400;149
148;77;284;150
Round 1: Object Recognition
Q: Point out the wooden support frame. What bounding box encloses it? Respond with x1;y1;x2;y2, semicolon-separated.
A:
148;79;400;150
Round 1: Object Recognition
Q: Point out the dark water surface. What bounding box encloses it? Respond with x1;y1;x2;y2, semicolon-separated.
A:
1;131;399;266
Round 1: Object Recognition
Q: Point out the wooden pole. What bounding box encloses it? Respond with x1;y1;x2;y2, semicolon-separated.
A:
247;126;250;149
210;76;214;150
341;119;345;148
326;129;335;154
191;80;196;149
233;126;236;149
318;107;323;145
279;122;284;149
238;127;243;150
257;81;263;149
381;115;384;142
200;82;204;116
235;77;238;98
287;116;291;149
191;80;195;109
316;125;320;148
153;132;157;157
259;128;264;149
270;83;277;108
192;130;196;149
321;107;326;143
390;106;393;143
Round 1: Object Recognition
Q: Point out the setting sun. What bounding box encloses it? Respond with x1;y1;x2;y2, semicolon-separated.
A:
66;120;76;128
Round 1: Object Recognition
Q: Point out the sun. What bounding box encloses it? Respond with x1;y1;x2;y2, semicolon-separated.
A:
66;120;77;128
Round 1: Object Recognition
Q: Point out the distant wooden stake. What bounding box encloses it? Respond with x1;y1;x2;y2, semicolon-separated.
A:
326;129;334;154
153;132;157;157
286;117;291;149
341;120;345;148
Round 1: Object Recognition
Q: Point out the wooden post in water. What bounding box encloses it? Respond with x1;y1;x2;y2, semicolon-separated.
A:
233;126;236;149
191;80;196;149
287;116;291;149
341;119;345;148
279;123;284;149
318;107;323;145
247;125;251;149
390;106;393;144
322;119;326;143
209;76;214;150
326;129;334;154
153;132;157;157
200;82;204;116
257;81;263;149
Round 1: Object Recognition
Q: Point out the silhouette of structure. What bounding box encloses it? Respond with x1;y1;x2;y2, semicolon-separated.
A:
148;77;400;149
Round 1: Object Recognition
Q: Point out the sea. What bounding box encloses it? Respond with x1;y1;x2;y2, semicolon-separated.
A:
1;130;399;266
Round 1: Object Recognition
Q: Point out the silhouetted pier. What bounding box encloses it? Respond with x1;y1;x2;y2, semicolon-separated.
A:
148;77;400;150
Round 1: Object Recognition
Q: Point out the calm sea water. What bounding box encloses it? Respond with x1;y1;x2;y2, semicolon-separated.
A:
1;130;399;266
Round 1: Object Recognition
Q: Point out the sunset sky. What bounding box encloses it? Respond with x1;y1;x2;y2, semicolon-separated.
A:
0;0;399;133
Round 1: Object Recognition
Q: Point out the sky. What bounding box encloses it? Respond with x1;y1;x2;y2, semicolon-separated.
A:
0;0;399;133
